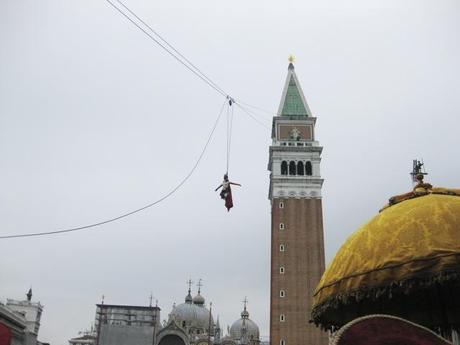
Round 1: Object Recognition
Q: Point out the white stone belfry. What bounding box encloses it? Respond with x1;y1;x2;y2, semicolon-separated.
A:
268;62;323;201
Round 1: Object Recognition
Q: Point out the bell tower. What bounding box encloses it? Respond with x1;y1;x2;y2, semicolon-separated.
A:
268;60;328;345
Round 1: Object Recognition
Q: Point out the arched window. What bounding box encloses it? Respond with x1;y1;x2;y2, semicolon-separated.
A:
280;290;286;298
297;161;304;175
280;266;285;274
280;340;286;345
279;223;285;230
289;161;296;175
280;314;285;322
281;161;288;175
280;244;285;252
305;161;312;176
159;334;186;345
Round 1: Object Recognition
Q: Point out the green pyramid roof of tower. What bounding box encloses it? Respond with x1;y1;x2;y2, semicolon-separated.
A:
278;63;311;117
281;75;308;116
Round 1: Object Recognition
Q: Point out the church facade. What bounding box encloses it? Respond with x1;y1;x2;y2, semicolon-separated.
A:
268;61;328;345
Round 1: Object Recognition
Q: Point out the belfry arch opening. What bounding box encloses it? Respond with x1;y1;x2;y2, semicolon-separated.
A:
281;161;288;175
289;161;296;175
305;161;312;176
297;161;304;175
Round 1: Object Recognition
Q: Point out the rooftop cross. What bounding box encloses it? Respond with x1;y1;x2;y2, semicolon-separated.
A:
242;296;248;310
197;279;203;294
187;278;193;294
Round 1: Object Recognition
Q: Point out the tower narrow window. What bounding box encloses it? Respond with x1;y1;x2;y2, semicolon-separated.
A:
279;223;285;230
280;290;285;298
279;201;284;209
281;161;288;175
280;267;285;274
297;161;304;175
279;244;285;252
280;314;285;322
280;340;286;345
289;161;296;175
305;161;312;176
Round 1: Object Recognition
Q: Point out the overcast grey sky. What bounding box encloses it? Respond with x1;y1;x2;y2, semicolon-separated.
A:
1;0;459;344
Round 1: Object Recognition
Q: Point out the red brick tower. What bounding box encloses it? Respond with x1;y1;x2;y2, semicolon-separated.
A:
268;60;328;345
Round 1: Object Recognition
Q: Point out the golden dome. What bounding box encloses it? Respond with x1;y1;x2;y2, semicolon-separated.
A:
312;185;460;330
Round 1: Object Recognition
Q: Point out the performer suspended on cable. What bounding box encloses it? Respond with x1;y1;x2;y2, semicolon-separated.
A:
215;174;241;211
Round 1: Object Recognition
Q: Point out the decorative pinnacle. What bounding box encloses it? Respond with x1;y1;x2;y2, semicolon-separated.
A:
187;278;193;294
197;278;203;294
243;296;248;310
288;54;295;63
26;288;32;302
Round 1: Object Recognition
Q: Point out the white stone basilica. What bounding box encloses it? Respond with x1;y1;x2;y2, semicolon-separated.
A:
157;283;260;345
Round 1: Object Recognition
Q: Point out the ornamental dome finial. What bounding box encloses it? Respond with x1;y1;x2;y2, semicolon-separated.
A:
185;278;193;303
241;297;249;319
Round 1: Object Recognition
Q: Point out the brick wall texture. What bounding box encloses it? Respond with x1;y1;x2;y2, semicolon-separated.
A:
270;198;329;345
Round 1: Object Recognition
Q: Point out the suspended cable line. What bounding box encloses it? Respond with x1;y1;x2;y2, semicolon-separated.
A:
235;103;271;130
234;99;275;118
105;0;273;133
105;0;228;98
0;100;227;240
113;0;227;97
1;2;277;239
226;98;235;173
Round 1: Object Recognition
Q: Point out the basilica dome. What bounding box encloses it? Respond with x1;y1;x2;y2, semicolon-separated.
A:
312;182;460;332
229;307;260;341
169;290;213;331
193;293;205;306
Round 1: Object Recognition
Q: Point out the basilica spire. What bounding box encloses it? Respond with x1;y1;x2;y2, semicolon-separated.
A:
26;287;32;302
185;279;193;303
277;56;312;117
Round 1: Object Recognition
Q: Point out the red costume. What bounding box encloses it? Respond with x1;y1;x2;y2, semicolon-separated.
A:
215;174;241;211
